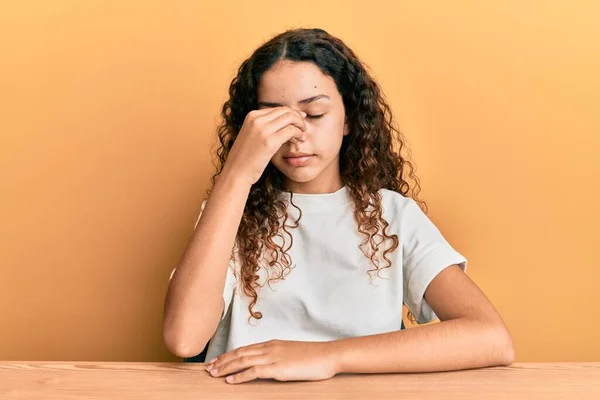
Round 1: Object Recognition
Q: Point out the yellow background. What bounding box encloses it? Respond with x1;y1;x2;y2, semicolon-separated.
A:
1;1;599;362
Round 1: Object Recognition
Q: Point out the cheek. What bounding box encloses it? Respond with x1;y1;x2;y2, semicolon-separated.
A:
311;117;345;147
308;110;343;131
270;148;286;163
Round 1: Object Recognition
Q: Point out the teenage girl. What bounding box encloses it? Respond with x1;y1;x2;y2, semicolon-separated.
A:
163;28;514;385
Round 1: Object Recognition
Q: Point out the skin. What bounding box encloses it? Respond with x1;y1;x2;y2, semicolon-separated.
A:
258;60;349;194
201;60;515;383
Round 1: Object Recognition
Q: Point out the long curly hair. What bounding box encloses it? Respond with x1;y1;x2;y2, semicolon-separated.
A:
206;28;427;324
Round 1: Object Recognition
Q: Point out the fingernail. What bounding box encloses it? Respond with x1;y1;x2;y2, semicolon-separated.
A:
300;111;307;117
210;368;219;375
209;358;217;363
205;364;213;371
226;375;234;383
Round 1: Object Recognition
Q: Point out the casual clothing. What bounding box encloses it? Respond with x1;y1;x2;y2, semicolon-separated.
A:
170;186;467;361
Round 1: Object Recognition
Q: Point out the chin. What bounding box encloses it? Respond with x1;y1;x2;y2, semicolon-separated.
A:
282;169;320;183
274;164;320;183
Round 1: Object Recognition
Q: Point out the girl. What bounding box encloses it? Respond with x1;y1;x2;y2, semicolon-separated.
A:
163;28;514;385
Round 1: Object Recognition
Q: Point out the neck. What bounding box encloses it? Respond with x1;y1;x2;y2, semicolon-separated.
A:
283;158;344;194
284;178;344;194
278;184;352;213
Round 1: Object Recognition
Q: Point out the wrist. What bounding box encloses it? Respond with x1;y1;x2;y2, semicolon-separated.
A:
216;167;253;192
324;339;347;374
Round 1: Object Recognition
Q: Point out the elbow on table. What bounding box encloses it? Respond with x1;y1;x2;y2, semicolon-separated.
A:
491;324;515;366
162;327;210;359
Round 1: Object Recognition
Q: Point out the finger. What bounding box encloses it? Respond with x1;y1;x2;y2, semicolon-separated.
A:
249;107;277;117
209;343;266;370
290;132;307;144
243;108;280;124
267;125;305;150
225;364;275;384
263;111;307;134
260;106;306;119
210;354;272;377
255;107;307;126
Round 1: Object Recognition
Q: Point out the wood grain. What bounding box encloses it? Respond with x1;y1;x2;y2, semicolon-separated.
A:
1;362;599;400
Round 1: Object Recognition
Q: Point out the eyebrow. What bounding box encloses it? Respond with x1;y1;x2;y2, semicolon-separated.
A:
257;94;330;108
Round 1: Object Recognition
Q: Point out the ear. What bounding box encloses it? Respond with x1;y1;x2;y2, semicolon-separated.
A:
343;121;350;136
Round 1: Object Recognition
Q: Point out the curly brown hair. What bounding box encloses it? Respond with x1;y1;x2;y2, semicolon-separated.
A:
206;28;427;324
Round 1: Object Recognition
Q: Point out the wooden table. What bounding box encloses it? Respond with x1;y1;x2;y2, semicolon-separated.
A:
1;362;599;399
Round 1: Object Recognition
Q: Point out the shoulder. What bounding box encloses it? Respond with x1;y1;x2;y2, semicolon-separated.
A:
377;188;428;231
379;188;418;214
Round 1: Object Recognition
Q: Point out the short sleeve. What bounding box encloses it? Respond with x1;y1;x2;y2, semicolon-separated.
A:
401;198;467;324
169;199;237;321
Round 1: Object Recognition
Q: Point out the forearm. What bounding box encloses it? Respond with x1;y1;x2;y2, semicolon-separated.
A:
329;317;514;374
163;171;251;357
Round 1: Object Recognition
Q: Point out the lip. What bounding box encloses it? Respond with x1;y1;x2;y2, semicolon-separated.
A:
283;154;315;167
283;152;314;158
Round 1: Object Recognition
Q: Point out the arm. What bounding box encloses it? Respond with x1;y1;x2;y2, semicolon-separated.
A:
331;264;515;373
206;265;514;384
163;106;308;358
162;171;251;358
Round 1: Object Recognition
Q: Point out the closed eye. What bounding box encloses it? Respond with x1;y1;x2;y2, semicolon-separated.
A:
306;114;325;119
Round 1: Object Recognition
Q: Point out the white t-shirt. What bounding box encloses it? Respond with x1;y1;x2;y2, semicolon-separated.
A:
171;185;467;361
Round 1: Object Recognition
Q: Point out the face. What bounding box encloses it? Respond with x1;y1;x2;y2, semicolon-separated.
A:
256;60;349;193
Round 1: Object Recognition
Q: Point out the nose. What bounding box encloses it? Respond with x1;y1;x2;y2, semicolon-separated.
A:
290;125;308;144
290;136;305;144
